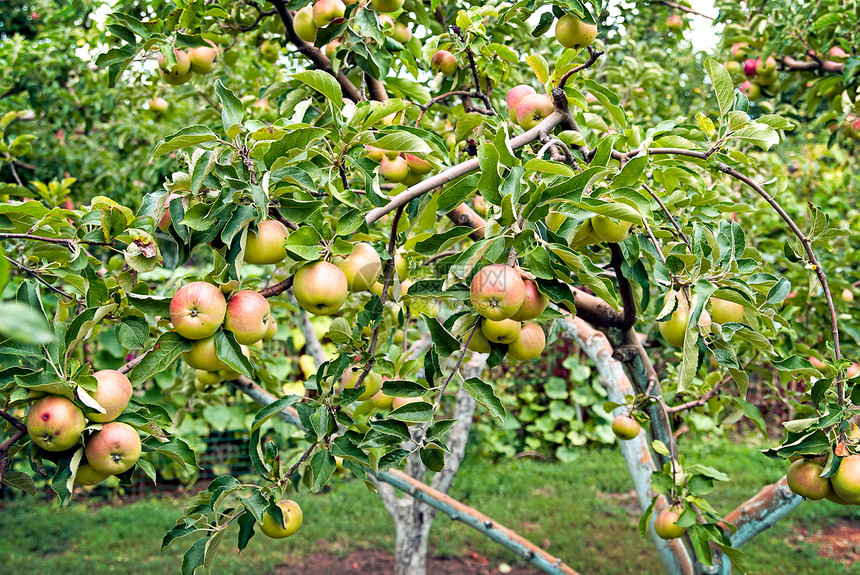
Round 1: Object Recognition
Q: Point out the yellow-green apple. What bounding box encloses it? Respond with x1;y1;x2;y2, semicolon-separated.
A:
294;6;317;43
324;40;341;58
473;195;488;217
555;14;597;49
516;94;554;130
507;322;545;360
259;40;279;63
654;508;686;539
88;370;133;423
170;281;227;340
182;334;227;371
786;459;830;500
224;290;271;345
481;318;522;345
26;396;86;452
467;327;492;353
371;389;395;409
470;264;526;320
756;56;777;74
341;366;383;401
829;46;849;62
365;145;384;162
809;356;827;371
506;85;536;123
392;22;411;44
75;463;109;486
337;242;382;292
832;454;860;504
665;14;683;30
431;50;458;76
730;42;748;61
510;279;549;321
843;288;855;303
312;0;345;27
590;215;631;243
85;422;141;475
245;220;289;265
148;97;168;114
188;46;217;74
392;396;426;410
404;154;432;175
260;500;303;538
157;48;191;79
740;80;760;100
380;154;409;182
194;370;223;391
710;297;744;324
293;261;349;315
263;318;278;341
371;0;404;13
395;250;408;280
659;292;689;347
611;415;640;440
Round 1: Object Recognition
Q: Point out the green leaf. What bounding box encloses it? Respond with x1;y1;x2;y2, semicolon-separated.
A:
284;226;321;261
462;377;505;422
215;80;244;134
733;123;780;151
126;293;172;317
382;379;432;397
115;317;149;349
151;126;219;159
704;58;734;120
215;331;254;378
388;401;433;423
0;301;53;345
420;445;445;472
422;315;460;358
250;395;302;434
128;332;191;385
2;470;36;495
369;131;432;155
293;70;343;109
180;536;208;575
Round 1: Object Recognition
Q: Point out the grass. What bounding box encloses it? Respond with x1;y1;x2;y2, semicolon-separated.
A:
0;438;856;575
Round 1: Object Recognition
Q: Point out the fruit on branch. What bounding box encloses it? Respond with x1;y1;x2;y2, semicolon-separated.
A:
654;508;686;539
259;40;280;63
337;242;382;292
555;14;597;49
515;94;554;130
665;14;683;30
394;250;409;280
740;81;761;100
158;67;192;86
324;40;341;58
294;6;318;43
313;0;346;27
431;50;458;76
157;48;191;79
842;288;855;303
365;145;384;162
182;335;227;371
404;154;432;175
75;463;109;486
370;0;404;14
85;422;142;475
378;14;395;29
658;292;689;347
743;58;758;77
88;370;133;423
481;318;522;345
611;415;640;440
158;193;184;232
379;154;409;182
786;459;830;500
392;22;412;45
260;499;304;538
829;46;849;62
473;195;488;217
400;170;424;187
26;396;86;452
510;279;549;321
590;215;631;243
730;42;748;61
831;455;860;504
392;396;426;410
341;366;383;401
724;60;743;81
264;318;278;341
148;97;168;114
808;356;827;372
224;290;272;345
710;297;744;324
756;56;777;75
170;282;227;340
546;211;566;233
507;322;545;361
467;327;492;353
195;370;223;391
245;220;289;265
506;85;537;123
189;46;218;74
371;389;394;409
293;261;349;315
470;264;526;321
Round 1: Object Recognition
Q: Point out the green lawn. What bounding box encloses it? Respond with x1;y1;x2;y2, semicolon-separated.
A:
0;438;855;575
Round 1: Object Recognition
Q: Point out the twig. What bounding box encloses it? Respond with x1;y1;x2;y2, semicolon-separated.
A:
667;353;759;413
651;0;716;19
642;183;691;248
558;46;604;90
0;232;110;248
4;256;76;301
0;408;27;484
267;206;299;230
259;276;293;298
284;441;318;481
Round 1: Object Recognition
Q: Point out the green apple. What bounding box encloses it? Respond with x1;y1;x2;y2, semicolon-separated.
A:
182;334;227;371
510;279;548;321
294;6;317;43
590;215;631;243
245;220;289;265
555;14;597;49
611;415;640;440
481;318;521;345
293;261;349;315
260;500;303;538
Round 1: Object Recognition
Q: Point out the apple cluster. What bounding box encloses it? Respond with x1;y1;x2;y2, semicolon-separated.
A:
325;14;412;58
787;454;860;506
468;264;548;362
366;146;433;185
25;369;140;486
156;45;218;86
658;291;744;348
723;43;780;101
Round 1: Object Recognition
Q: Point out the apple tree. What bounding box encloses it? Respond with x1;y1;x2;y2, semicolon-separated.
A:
1;1;860;574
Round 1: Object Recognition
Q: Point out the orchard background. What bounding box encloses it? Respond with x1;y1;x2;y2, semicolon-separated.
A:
1;0;859;574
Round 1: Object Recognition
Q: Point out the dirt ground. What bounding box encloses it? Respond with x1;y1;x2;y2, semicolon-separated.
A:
789;518;860;566
274;550;544;575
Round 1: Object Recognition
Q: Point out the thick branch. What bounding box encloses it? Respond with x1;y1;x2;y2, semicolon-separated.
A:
259;276;293;298
608;243;637;328
780;55;845;74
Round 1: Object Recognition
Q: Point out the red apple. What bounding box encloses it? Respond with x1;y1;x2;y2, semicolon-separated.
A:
85;422;141;475
506;322;545;361
510;279;549;321
380;154;409;182
506;85;536;123
516;94;554;130
224;290;271;345
470;264;526;320
148;97;168;114
188;46;217;74
88;370;133;423
431;50;458;76
170;282;227;340
312;0;345;27
26;396;86;452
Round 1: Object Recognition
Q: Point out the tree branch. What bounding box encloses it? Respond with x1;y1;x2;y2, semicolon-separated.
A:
608;243;637;329
0;409;28;484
